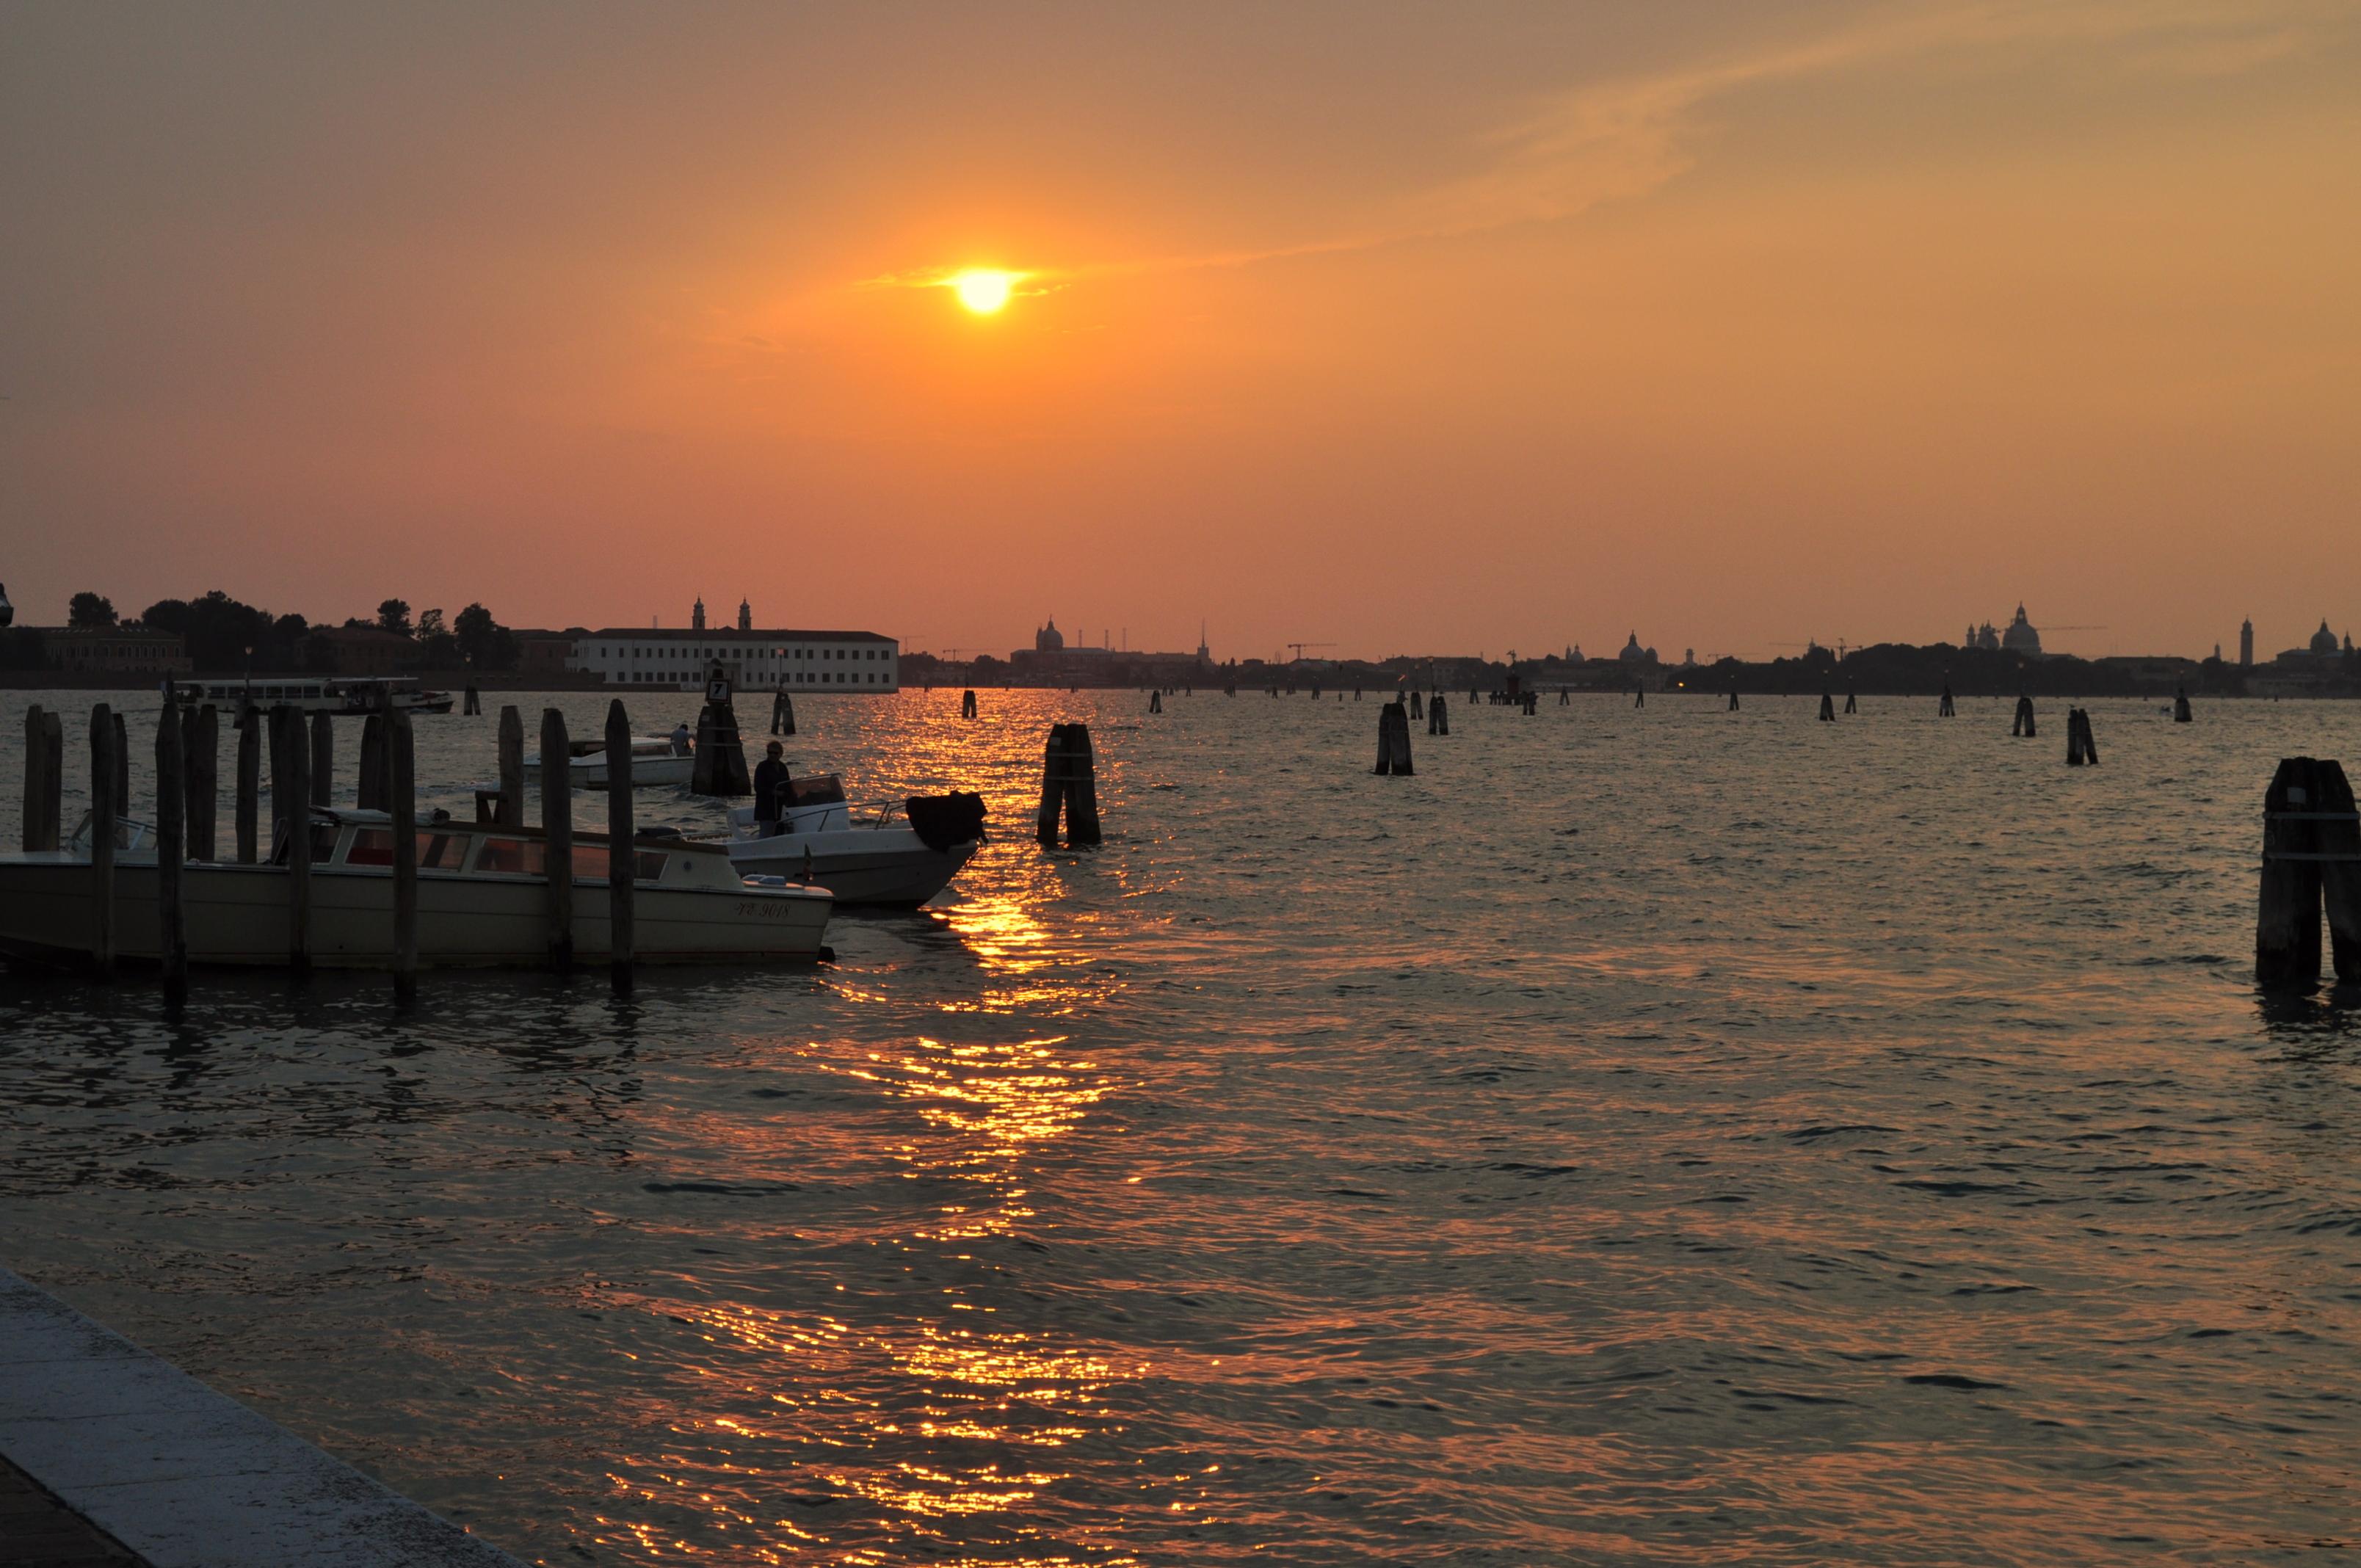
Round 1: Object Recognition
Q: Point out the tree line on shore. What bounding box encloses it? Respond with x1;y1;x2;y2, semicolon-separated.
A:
0;590;520;673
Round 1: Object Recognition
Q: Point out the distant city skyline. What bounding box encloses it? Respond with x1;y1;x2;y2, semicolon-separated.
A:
4;4;2357;665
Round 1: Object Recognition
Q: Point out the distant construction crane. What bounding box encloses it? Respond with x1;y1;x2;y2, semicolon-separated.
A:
1285;642;1336;662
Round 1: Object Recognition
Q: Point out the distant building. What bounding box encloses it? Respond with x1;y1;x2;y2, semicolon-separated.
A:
37;624;191;675
1035;617;1067;653
0;583;12;628
315;624;416;675
2239;617;2254;667
515;630;581;677
569;603;899;690
2001;604;2042;656
1617;632;1658;664
738;598;752;633
1966;622;2000;651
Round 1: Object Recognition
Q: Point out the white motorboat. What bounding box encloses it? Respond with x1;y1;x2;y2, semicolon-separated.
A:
0;809;831;969
170;675;454;716
524;735;695;790
722;775;984;909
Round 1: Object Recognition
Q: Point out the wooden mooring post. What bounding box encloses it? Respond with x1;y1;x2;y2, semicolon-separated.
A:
358;713;386;810
1149;690;1163;714
1633;687;1645;709
154;688;186;992
498;705;526;825
89;705;117;977
2012;696;2037;738
1374;701;1414;775
961;689;978;719
2320;761;2361;983
463;682;482;716
184;704;217;862
309;711;334;807
689;665;751;796
1036;724;1103;847
542;706;573;972
1428;694;1448;736
283;705;311;969
772;688;797;736
606;699;636;990
1844;691;1857;715
2175;686;2194;723
1818;692;1835;722
391;708;418;997
111;709;128;816
1939;684;1956;718
1407;690;1423;719
22;704;60;852
2067;708;2099;766
235;705;261;863
1728;691;1739;711
2258;757;2327;989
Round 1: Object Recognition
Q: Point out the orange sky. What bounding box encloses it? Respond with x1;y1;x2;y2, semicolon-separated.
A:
3;1;2356;661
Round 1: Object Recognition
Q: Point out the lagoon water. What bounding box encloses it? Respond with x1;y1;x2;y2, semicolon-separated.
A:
1;687;2357;1565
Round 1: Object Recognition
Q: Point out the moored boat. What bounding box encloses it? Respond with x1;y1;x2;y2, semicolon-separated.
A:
0;808;831;969
721;774;983;908
170;675;454;716
524;735;695;789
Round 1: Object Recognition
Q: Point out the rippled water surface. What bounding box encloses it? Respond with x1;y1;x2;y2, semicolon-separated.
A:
3;687;2359;1565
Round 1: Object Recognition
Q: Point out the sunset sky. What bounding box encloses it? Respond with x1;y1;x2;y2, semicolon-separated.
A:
3;1;2356;662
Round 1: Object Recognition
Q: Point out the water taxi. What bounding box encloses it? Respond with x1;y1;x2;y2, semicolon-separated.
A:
170;675;454;716
523;734;695;790
0;809;832;968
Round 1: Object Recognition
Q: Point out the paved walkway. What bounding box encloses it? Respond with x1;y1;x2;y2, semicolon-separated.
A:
1;1267;520;1567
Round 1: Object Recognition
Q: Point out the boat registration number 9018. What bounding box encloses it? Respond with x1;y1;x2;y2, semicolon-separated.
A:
733;900;805;919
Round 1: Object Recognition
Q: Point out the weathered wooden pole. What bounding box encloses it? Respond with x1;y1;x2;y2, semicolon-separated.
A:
154;687;186;992
2314;759;2361;984
357;714;385;810
2012;696;2035;737
2257;758;2324;989
1430;694;1448;736
772;688;797;736
1843;691;1857;714
689;666;751;796
1374;701;1414;775
184;705;217;862
1728;691;1739;712
1408;690;1423;719
89;705;117;976
1818;693;1835;722
1065;724;1102;844
111;709;128;816
962;689;978;719
283;706;311;969
390;708;418;995
1633;687;1645;709
542;706;574;972
1036;725;1070;846
606;699;635;990
2174;686;2193;723
498;705;526;827
1938;684;1956;717
310;711;335;807
463;681;482;716
235;705;261;863
2066;708;2100;766
1149;690;1163;714
22;704;56;852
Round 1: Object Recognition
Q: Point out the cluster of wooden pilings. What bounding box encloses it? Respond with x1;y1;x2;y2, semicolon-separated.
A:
1372;701;1413;775
21;691;661;997
2064;708;2100;765
1037;724;1101;846
2257;757;2361;989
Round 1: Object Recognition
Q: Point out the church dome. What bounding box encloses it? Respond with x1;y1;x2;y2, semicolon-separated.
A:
2001;604;2042;656
2310;619;2338;655
1036;618;1065;652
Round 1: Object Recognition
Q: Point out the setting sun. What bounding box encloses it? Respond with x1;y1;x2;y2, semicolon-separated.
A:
950;269;1018;314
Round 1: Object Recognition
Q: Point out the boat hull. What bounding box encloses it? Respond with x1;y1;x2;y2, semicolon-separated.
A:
0;858;830;968
728;828;978;908
523;755;696;790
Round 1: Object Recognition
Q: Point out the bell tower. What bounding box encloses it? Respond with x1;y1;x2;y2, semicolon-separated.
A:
692;596;706;632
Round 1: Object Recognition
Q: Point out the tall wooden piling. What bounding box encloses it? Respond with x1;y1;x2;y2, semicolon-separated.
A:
2257;758;2324;989
2311;759;2361;984
358;714;385;810
283;707;311;969
772;688;797;736
2174;686;2193;723
310;711;334;807
689;667;752;796
2067;708;2099;766
542;706;574;972
22;705;57;852
1035;724;1103;846
962;689;978;719
266;704;291;846
89;705;117;976
1374;701;1414;775
2012;696;2037;738
1818;693;1835;722
1633;688;1645;709
1408;690;1423;719
463;682;482;716
1035;727;1067;845
185;705;217;862
1939;684;1956;717
606;700;635;988
391;709;418;994
498;705;526;826
1728;691;1739;711
1429;694;1448;736
112;709;128;817
154;689;186;991
1844;691;1857;715
1149;690;1162;714
235;705;261;863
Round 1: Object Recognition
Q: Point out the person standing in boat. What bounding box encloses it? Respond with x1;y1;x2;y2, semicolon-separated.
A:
670;719;692;756
754;741;791;837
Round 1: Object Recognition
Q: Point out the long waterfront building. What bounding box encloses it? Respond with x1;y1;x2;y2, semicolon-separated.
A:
567;598;899;691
